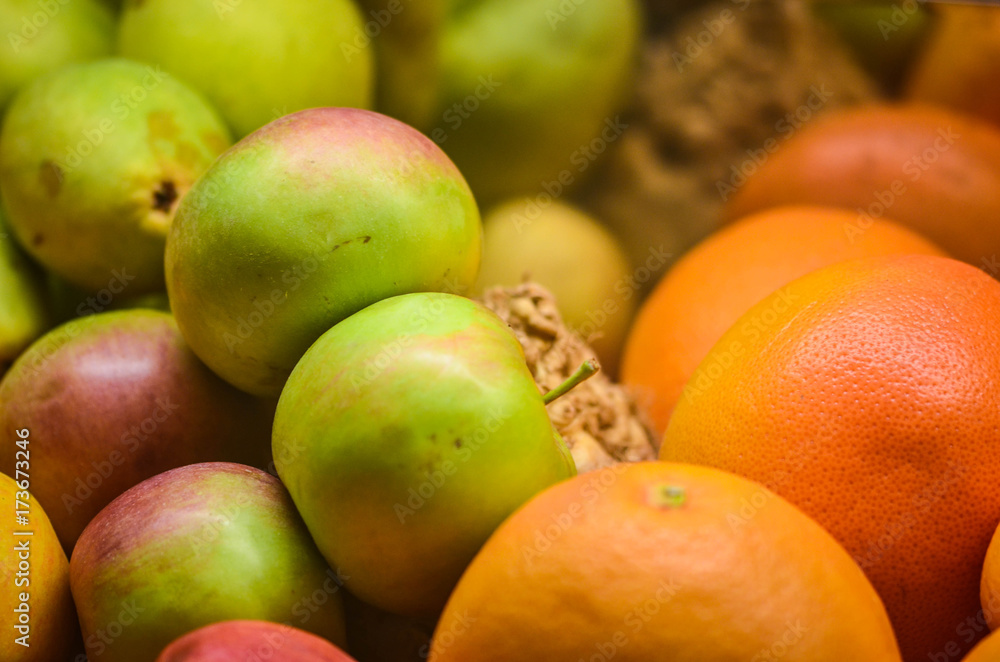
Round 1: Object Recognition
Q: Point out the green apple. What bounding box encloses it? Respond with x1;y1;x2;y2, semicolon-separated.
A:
273;292;576;619
44;270;169;326
70;462;347;662
0;202;48;373
166;107;482;397
0;0;115;111
430;0;641;203
118;0;374;138
355;0;445;129
0;58;231;294
474;198;636;375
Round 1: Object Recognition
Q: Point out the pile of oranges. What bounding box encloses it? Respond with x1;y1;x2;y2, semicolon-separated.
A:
431;104;1000;660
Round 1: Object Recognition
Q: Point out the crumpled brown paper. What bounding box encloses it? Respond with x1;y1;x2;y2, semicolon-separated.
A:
480;282;658;473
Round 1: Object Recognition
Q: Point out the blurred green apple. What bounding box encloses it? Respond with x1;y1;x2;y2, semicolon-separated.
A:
429;0;641;203
0;201;48;373
166;108;481;397
118;0;374;137
0;58;231;294
0;0;115;111
474;198;636;374
356;0;445;130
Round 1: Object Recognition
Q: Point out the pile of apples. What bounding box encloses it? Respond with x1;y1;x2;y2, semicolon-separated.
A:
0;0;641;660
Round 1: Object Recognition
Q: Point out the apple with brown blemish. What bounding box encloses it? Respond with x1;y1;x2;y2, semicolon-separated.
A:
0;57;231;294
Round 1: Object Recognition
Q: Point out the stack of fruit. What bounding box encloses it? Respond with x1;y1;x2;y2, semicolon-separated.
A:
4;1;1000;661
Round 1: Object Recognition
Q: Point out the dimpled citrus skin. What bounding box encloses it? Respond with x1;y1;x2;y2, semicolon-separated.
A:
621;206;945;435
662;254;1000;661
429;462;901;662
723;104;1000;266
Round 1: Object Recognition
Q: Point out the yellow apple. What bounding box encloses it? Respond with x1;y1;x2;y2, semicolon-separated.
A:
474;198;637;374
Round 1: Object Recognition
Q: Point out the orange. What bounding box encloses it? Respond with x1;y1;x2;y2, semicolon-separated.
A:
963;630;1000;662
621;205;945;435
428;461;902;662
906;4;1000;130
723;104;1000;266
661;254;1000;661
0;473;82;661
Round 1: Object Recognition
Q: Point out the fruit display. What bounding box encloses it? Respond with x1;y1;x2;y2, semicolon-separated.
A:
5;2;1000;661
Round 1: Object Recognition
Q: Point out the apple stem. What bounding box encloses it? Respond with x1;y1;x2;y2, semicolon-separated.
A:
543;359;599;405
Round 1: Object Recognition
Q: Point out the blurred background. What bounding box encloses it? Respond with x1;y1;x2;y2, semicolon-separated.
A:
5;0;989;381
